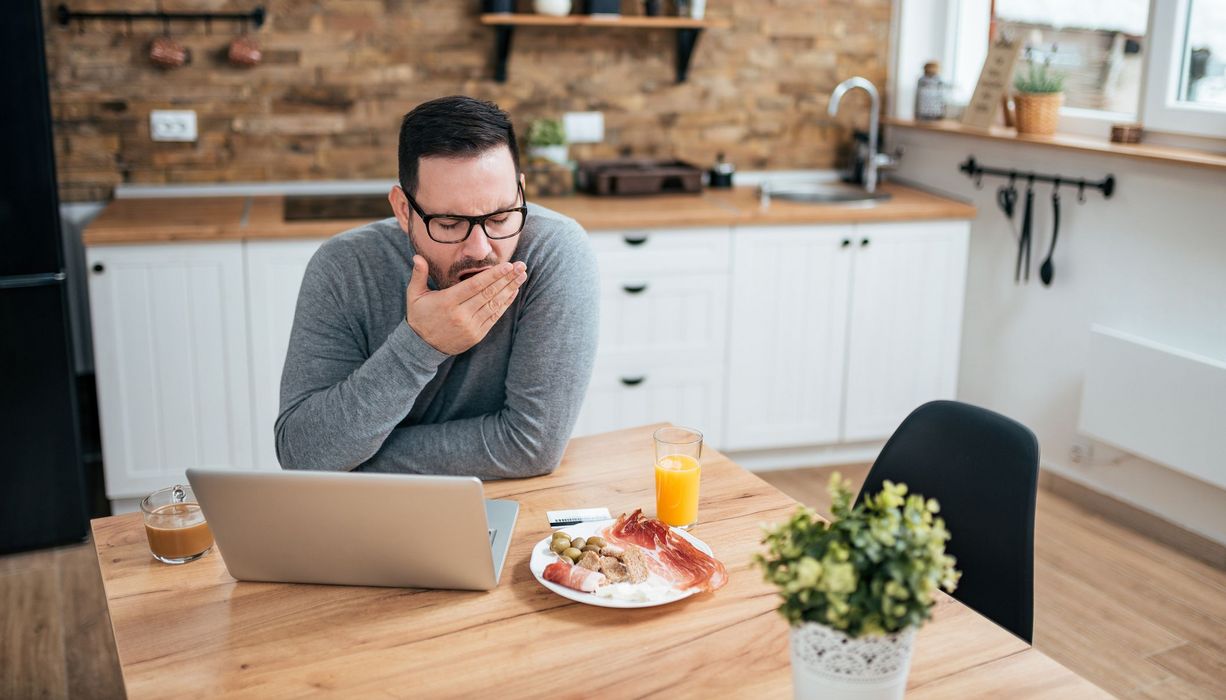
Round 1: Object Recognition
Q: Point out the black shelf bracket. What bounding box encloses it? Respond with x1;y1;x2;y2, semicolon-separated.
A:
55;4;266;29
959;156;1115;199
493;26;514;83
675;28;702;83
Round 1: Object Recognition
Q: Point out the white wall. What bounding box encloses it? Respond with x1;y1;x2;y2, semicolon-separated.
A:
888;127;1226;545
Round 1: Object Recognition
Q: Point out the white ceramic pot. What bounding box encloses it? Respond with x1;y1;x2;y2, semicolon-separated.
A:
528;144;569;166
533;0;572;16
790;623;916;700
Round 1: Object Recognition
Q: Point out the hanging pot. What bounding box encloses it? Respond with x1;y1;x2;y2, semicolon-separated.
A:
228;35;262;67
149;35;190;69
790;622;916;700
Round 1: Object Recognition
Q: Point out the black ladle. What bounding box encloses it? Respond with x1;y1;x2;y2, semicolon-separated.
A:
1040;186;1061;286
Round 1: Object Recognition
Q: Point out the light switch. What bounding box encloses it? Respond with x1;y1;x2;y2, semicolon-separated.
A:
150;110;198;142
563;112;604;144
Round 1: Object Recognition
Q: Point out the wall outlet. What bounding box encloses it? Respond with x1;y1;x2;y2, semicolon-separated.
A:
563;111;604;144
1069;440;1095;464
150;110;198;142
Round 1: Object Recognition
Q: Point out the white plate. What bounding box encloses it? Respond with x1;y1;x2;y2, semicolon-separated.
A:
529;519;714;609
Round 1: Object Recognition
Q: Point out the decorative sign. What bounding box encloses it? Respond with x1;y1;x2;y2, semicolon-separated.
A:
962;39;1020;130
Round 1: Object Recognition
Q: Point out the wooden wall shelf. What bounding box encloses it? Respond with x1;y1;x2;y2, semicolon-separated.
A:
479;13;726;83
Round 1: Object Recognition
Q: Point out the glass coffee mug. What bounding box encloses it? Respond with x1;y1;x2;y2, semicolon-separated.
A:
654;426;703;530
141;485;214;564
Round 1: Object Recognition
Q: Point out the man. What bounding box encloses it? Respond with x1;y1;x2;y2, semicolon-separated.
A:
275;96;599;478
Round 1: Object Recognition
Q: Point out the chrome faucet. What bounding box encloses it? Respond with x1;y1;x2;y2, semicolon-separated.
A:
828;77;896;194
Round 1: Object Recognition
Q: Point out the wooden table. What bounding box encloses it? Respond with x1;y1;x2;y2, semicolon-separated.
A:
92;425;1107;698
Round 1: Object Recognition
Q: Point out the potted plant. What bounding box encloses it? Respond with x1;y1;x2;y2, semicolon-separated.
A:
1012;55;1065;136
755;475;961;700
526;118;569;166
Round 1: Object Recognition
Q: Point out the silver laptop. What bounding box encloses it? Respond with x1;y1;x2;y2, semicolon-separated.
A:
185;468;518;591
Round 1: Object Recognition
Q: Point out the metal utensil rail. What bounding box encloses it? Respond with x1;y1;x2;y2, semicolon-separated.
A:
959;156;1114;201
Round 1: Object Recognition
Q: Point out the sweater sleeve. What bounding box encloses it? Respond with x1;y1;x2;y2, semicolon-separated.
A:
356;226;600;479
274;250;449;471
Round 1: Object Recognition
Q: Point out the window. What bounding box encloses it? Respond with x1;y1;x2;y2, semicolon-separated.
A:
1142;0;1226;136
894;0;1226;141
994;1;1149;114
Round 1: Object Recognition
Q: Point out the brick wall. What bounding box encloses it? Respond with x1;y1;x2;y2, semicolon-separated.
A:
45;0;892;201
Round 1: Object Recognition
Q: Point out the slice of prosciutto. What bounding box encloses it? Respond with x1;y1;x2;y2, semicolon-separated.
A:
543;560;607;593
602;510;728;593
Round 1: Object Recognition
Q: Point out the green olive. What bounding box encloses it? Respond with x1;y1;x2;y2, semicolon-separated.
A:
570;537;586;549
561;553;576;564
550;539;570;554
581;545;601;553
586;536;607;548
562;547;582;561
552;532;571;542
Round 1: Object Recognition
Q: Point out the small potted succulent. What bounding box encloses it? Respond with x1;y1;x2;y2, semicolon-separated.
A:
755;474;960;700
1013;51;1066;136
526;117;569;166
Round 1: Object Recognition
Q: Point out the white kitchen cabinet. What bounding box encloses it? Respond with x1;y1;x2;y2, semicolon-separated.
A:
87;242;254;500
578;228;732;445
724;226;855;450
597;272;728;361
573;361;725;446
245;239;325;469
722;220;970;451
842;221;969;441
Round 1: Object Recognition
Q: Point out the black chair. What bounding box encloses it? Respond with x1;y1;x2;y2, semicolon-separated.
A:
855;400;1040;643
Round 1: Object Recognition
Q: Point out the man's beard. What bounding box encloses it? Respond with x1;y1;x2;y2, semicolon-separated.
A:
408;221;500;289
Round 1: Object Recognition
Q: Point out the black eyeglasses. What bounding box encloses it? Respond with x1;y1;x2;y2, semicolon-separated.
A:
402;182;528;244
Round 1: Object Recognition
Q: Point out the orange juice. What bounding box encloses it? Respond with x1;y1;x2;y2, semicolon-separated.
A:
655;453;701;528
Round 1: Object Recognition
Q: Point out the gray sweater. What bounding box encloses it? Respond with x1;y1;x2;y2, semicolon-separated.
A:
275;203;599;478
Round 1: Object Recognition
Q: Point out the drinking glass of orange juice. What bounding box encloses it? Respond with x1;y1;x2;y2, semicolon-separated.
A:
654;426;703;529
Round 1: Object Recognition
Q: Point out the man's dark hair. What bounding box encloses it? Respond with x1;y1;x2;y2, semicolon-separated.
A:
397;95;520;195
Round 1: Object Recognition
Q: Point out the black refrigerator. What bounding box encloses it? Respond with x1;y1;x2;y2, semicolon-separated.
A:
0;0;90;553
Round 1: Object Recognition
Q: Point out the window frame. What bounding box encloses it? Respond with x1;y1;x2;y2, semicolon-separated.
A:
1139;0;1226;137
892;0;1226;142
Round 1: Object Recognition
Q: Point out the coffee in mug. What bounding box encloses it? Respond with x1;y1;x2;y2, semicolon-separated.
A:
141;485;213;564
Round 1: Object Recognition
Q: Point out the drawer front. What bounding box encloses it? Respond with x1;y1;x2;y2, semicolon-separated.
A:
572;361;726;449
597;272;728;361
589;227;732;275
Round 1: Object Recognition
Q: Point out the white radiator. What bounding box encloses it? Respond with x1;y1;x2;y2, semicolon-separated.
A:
1079;326;1226;490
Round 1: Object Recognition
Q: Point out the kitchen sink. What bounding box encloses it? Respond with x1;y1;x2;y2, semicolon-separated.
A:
759;181;891;205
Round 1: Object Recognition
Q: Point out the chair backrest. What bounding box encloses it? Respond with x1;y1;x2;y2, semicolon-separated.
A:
856;400;1039;643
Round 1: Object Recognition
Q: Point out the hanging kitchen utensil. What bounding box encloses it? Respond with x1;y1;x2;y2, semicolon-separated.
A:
149;17;190;69
996;181;1017;220
228;17;262;68
1040;185;1061;286
1016;178;1034;284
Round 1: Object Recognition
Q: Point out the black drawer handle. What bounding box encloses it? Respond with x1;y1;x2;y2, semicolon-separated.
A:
860;238;870;247
840;239;851;248
622;283;648;294
620;376;646;387
92;263;105;274
623;235;648;246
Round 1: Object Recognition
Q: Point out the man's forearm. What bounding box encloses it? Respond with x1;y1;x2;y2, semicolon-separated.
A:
356;408;567;480
276;322;447;471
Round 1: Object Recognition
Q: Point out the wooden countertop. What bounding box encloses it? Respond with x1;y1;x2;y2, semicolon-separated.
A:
84;183;976;245
92;424;1104;699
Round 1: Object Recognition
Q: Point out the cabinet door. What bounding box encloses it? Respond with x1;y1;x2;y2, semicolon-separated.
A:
246;239;325;469
597;272;728;362
573;362;726;449
87;242;253;499
724;226;854;450
842;221;970;441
